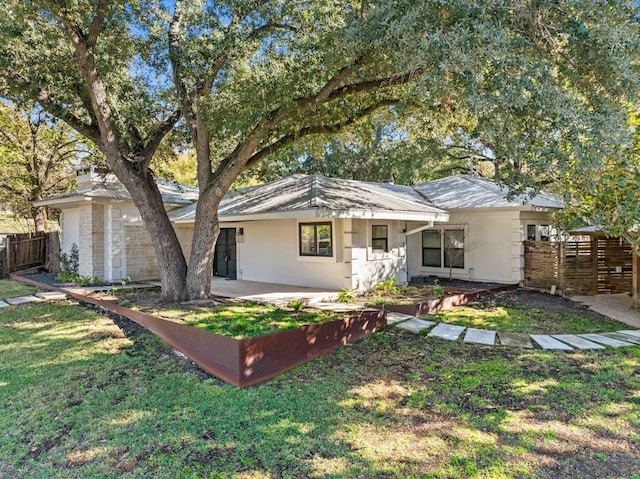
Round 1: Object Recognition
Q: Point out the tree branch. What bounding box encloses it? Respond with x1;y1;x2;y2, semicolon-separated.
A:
87;0;110;46
245;99;398;169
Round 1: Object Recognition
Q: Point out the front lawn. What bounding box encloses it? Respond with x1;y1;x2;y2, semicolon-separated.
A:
0;279;39;300
427;289;628;334
1;293;639;478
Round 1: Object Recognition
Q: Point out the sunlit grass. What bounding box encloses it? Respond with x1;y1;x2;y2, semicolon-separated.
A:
0;279;39;301
1;300;639;478
152;302;345;339
428;304;627;333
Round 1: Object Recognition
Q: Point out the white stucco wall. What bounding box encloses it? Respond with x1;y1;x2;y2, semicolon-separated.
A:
407;209;527;284
223;218;410;291
228;218;347;290
349;219;407;290
60;208;80;256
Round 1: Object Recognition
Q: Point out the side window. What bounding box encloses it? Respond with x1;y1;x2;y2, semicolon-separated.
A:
527;224;551;241
371;225;388;252
299;222;333;257
422;230;441;267
527;224;536;241
444;229;465;269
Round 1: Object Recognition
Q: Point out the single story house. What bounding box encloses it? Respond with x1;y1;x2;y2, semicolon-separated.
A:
35;169;564;290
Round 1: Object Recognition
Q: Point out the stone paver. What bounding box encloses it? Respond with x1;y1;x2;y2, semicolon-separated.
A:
602;332;640;345
35;291;68;301
530;334;574;350
312;302;365;312
498;332;533;348
428;323;466;340
397;318;436;333
618;329;640;339
552;334;605;350
464;328;496;345
578;333;634;348
386;311;416;325
5;295;42;305
0;300;8;308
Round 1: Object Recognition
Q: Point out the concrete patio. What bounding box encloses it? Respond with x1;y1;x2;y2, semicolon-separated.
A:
572;293;640;329
210;277;338;305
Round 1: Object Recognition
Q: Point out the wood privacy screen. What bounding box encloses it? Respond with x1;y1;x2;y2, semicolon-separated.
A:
524;239;632;295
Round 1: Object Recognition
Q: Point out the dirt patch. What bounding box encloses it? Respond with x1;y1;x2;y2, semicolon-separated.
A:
469;288;612;322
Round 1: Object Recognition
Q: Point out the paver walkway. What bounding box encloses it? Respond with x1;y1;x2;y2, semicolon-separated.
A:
393;313;640;351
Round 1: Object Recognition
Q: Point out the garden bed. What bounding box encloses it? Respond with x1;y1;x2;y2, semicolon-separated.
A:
363;281;519;316
10;273;386;387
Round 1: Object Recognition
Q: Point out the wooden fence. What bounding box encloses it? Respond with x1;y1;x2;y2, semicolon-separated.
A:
5;232;60;274
523;238;632;295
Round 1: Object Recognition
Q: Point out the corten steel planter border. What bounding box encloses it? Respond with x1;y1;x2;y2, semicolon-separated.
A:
10;274;386;387
373;283;520;317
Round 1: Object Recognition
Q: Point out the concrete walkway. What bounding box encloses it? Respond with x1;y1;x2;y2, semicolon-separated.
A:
209;278;338;305
572;294;640;329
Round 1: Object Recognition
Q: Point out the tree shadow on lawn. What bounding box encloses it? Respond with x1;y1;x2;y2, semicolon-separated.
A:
1;302;639;478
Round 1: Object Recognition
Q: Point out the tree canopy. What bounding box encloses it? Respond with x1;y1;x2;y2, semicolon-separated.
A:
0;103;82;231
0;1;638;300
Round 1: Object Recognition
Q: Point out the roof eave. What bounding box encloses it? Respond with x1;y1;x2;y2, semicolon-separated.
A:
174;208;450;224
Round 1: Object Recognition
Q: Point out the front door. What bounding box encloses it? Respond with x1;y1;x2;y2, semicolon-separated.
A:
214;228;237;279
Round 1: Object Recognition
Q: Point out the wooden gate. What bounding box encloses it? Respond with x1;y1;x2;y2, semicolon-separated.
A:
6;232;59;273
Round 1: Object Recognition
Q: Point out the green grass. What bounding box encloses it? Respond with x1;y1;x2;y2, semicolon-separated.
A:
0;215;59;234
149;302;345;339
428;304;627;334
1;291;639;478
0;279;39;300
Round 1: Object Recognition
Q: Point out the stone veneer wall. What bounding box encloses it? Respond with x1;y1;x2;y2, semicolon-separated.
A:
124;223;195;281
175;224;194;260
78;204;105;279
125;224;159;281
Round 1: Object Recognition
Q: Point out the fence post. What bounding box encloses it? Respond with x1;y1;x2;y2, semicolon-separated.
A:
0;237;8;278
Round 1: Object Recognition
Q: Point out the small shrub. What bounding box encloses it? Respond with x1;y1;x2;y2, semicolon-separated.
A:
56;271;94;286
288;299;305;312
431;279;444;298
59;243;79;275
371;277;399;296
337;288;355;303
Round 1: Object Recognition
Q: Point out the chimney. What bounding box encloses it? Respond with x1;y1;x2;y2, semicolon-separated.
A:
75;166;119;191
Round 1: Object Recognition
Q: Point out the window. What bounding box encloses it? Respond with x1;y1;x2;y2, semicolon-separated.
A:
422;230;441;267
444;229;465;269
371;225;388;252
527;224;551;241
527;225;536;241
299;222;333;257
422;228;465;269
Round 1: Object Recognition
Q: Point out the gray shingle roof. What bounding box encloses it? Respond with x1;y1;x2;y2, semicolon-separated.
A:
414;174;564;210
170;174;449;222
34;178;198;207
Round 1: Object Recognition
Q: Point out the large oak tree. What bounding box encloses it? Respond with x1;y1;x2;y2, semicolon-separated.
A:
1;1;637;301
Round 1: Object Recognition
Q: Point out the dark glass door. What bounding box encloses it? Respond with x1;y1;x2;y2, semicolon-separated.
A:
213;228;237;279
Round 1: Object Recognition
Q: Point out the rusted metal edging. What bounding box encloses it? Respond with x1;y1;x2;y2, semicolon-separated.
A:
378;283;520;317
9;274;386;387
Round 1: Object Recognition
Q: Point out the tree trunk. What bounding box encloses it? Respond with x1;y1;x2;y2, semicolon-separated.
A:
186;196;221;299
33;205;47;233
113;164;188;302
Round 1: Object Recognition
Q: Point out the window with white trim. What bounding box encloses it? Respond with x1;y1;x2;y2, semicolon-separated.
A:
371;225;388;252
527;224;551;241
299;222;333;257
422;228;465;269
